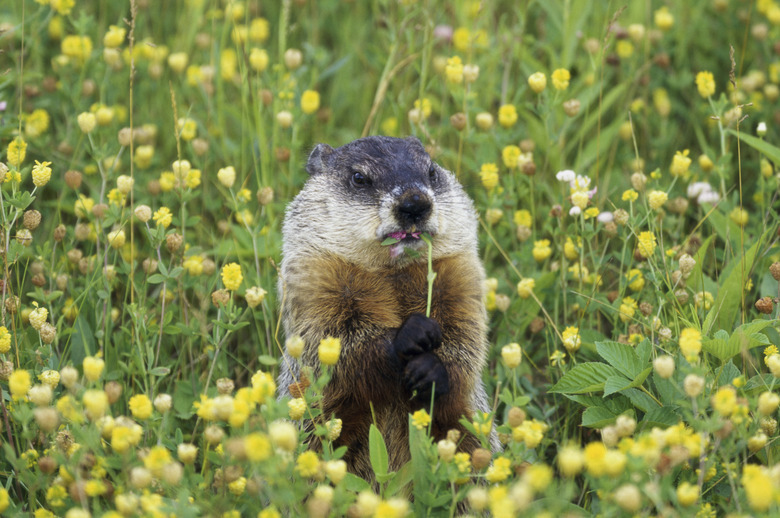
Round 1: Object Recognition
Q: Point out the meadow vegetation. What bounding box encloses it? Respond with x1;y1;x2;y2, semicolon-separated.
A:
1;0;780;516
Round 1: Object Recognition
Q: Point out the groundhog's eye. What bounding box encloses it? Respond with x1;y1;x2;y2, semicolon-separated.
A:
428;164;437;182
351;171;370;187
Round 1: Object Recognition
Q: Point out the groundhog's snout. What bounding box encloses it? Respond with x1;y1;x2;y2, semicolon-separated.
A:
395;189;432;228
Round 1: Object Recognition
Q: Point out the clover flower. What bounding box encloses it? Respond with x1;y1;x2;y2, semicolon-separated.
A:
301;90;321;114
696;71;716;98
551;68;570;90
479;163;499;190
528;72;547;93
31;160;52;187
221;262;243;291
153;206;173;228
318;336;341;365
636;231;656;258
497;104;517;128
411;409;431;430
561;326;581;353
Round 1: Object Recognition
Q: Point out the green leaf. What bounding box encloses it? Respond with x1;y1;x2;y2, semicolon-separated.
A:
727;129;780;164
381;237;400;246
149;367;171;376
369;424;389;478
714;361;741;387
622;388;659;413
603;375;633;397
343;473;371;492
596;341;644;379
147;274;166;284
703;233;766;334
703;320;777;362
640;406;681;429
549;363;620;394
6;191;35;210
743;373;776;396
581;406;619;428
256;355;278;366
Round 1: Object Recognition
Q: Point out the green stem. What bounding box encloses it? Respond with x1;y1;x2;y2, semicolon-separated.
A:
421;233;437;318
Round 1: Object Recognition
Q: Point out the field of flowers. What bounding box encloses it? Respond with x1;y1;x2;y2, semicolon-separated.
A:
1;0;780;516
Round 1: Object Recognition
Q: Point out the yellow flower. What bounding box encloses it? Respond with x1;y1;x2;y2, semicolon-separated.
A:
563;237;580;260
616;40;634;58
318;336;341;365
411;409;431;430
532;240;552;262
514;209;532;227
251;370;276;404
129;394;153;420
103;25;126;48
61;34;93;63
25;109;51;138
654;6;674;31
551;68;570;90
561;326;581;353
82;389;109;420
485;456;512;483
6;136;27;168
153;206;173;228
288;398;307;420
143;445;171;477
711;386;737;416
497;104;518;128
625;269;645;291
413;98;432;119
501;145;521;169
31;160;52;187
516;278;535;299
107;229;126;249
729;207;748;227
479;163;499;190
557;444;584;477
676;481;698;507
301;90;321;114
670;149;691;177
51;0;75;16
583;441;608;477
647;190;668;210
452;27;470;51
618;297;637;323
217;166;236;188
501;343;522;368
679;328;702;358
9;369;32;400
742;464;773;512
0;326;11;354
221;262;243;291
696;71;716;98
83;355;105;382
512;419;548;448
295;451;320;477
528;72;547;93
445;55;464;84
636;231;656;258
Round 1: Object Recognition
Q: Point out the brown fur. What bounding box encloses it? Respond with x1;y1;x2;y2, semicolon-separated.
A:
276;136;497;481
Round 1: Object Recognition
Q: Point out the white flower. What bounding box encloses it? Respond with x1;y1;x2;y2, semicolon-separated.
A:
569;206;582;216
556;169;576;182
686;181;711;199
757;121;767;136
697;190;720;204
597;211;613;223
570;174;592;193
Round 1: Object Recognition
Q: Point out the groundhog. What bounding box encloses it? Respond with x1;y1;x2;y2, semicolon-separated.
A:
277;136;498;480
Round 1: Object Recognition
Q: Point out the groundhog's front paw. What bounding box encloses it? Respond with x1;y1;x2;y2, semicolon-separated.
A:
393;313;442;363
404;352;450;401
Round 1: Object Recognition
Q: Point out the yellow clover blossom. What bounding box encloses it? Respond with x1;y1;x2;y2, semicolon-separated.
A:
670;149;691;177
654;6;674;31
301;90;321;114
551;68;571;90
9;369;32;400
636;231;656;258
411;409;431;430
318;336;341;365
618;297;638;323
153;206;173;228
647;190;668;210
625;269;645;291
6;137;27;168
485;457;512;483
445;55;464;84
479;163;499;190
516;278;535;299
528;72;547;93
696;71;716;98
129;394;153;420
622;189;638;202
561;326;581;353
532;239;552;262
679;328;702;359
501;145;521;169
497;104;518;128
221;262;243;291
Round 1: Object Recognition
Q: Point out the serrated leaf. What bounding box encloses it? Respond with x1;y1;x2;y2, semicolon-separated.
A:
743;373;776;396
581;406;619;428
635;339;652;366
596;341;643;378
549;362;620;394
622;388;659;413
640;406;681;429
714;360;741;387
603;375;633;397
369;424;389;477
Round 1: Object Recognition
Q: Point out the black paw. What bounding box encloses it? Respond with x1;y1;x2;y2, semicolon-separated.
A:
404;352;450;401
392;313;442;364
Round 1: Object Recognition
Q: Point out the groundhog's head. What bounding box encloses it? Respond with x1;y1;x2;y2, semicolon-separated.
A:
284;136;478;268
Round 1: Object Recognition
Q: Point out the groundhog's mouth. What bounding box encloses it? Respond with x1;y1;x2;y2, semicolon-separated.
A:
383;230;434;259
386;230;422;242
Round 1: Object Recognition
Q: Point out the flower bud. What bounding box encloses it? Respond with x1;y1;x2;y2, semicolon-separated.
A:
653;355;675;379
683;374;705;397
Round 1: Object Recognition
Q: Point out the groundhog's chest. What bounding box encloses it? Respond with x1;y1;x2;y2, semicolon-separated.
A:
287;254;483;337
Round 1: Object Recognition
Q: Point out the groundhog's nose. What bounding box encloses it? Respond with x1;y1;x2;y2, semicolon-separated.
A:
396;190;432;227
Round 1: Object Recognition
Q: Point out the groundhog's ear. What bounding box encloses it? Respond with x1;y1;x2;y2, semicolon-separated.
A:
306;144;334;176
